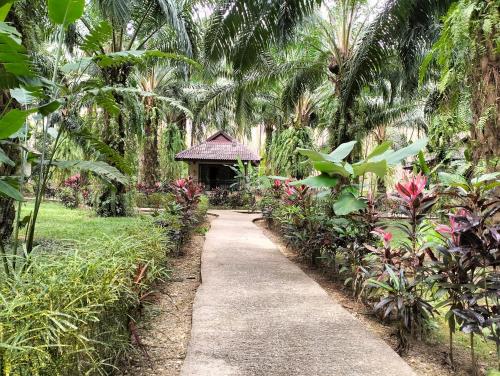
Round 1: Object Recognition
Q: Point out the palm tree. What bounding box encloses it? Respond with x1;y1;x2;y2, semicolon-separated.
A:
133;63;191;187
204;0;454;149
204;0;321;72
269;91;315;178
420;0;499;165
71;0;197;215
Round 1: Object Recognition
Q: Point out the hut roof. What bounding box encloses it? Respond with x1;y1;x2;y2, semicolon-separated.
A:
175;131;260;162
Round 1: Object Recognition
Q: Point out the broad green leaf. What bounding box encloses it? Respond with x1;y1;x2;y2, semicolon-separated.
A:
61;57;92;73
328;140;357;162
48;0;84;26
0;109;31;139
344;163;354;176
385;138;428;165
297;148;328;161
352;160;387;178
0;146;14;166
366;141;392;159
9;87;36;105
51;160;128;184
0;2;12;22
438;172;470;190
0;179;22;200
313;161;350;177
81;20;111;54
38;100;62;116
0;22;33;76
292;174;339;188
333;192;367;216
471;172;500;186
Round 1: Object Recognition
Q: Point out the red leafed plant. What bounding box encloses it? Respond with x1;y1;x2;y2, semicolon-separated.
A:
283;181;310;208
367;172;437;354
171;177;203;210
64;174;82;189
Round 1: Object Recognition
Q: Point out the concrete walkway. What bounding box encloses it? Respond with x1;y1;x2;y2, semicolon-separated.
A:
181;211;416;376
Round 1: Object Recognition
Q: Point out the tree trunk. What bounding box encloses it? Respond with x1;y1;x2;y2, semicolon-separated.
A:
0;92;20;245
139;104;159;187
264;122;274;156
471;19;499;166
96;65;131;216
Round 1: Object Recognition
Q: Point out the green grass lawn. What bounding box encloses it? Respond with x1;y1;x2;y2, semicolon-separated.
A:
19;201;144;243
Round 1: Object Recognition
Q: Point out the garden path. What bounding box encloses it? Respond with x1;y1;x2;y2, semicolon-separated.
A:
181;210;416;376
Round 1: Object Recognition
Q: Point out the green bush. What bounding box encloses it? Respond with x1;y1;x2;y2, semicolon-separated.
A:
0;198;208;375
57;187;79;209
0;218;167;375
135;192;175;209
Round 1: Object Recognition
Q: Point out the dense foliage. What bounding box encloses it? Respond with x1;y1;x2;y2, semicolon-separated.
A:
0;0;498;374
260;163;499;372
0;190;207;375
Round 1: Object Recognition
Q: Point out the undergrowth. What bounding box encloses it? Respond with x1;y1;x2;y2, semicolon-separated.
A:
0;198;206;375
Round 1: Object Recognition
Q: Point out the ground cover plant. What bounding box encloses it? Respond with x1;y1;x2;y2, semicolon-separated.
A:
1;190;207;375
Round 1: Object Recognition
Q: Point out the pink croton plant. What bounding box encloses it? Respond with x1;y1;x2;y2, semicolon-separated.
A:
395;172;427;206
435;209;470;245
174;178;187;189
367;227;402;267
372;227;393;247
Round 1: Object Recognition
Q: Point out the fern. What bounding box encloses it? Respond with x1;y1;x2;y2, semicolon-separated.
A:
81;20;112;54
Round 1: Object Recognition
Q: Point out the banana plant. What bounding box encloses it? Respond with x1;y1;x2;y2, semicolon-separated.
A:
0;0;130;264
293;138;428;215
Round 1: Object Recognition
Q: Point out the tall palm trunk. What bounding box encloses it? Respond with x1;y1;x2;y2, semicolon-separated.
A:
97;65;131;216
264;122;274;156
471;24;499;165
0;92;20;245
139;101;159;187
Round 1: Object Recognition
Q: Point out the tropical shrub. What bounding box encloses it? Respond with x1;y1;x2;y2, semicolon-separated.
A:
0;218;167;375
208;187;229;206
57;186;79;209
366;173;437;354
57;174;84;208
433;172;500;369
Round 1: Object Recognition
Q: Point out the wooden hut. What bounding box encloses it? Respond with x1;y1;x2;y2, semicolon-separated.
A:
175;131;260;190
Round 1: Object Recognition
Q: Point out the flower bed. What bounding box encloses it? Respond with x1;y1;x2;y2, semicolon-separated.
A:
260;172;499;371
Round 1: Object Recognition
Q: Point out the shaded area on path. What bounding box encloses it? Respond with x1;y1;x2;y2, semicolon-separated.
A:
181;210;416;376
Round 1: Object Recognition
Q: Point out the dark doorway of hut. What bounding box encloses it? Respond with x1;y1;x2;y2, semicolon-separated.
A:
200;164;236;190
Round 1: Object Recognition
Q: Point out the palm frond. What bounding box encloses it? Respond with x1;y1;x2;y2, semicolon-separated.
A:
204;0;321;71
340;0;453;113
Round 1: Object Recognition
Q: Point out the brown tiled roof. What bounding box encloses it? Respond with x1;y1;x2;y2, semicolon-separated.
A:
175;131;260;162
